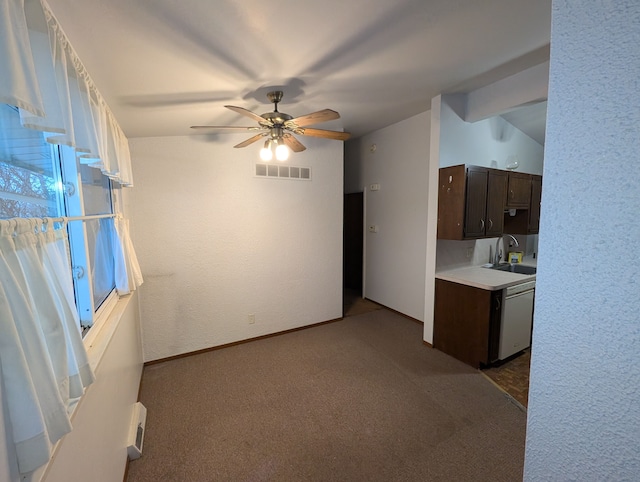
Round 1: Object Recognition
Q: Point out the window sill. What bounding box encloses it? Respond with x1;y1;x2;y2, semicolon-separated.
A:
83;292;135;372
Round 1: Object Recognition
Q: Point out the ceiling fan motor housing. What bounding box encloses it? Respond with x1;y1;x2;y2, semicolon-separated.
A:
268;127;285;139
260;111;293;127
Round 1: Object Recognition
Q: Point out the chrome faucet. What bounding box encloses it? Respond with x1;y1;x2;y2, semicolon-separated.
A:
494;234;519;265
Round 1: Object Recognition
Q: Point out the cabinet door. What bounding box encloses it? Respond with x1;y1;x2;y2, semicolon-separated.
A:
506;172;532;208
437;165;467;240
464;167;488;238
434;279;496;368
485;170;508;236
528;175;542;233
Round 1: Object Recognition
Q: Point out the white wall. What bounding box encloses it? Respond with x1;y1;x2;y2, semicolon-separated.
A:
423;97;442;344
44;295;143;482
344;111;430;321
524;1;640;479
0;294;143;482
129;135;343;362
439;94;544;173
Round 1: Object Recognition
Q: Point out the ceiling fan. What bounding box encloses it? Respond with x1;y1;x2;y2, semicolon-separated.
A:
191;91;350;160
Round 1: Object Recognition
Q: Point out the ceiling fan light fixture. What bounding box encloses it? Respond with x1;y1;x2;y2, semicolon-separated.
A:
275;141;289;161
260;140;273;161
191;91;350;159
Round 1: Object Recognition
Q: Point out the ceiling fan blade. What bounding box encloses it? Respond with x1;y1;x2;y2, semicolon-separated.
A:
234;133;265;148
297;128;351;141
225;105;272;125
283;134;306;152
285;109;340;128
190;125;259;130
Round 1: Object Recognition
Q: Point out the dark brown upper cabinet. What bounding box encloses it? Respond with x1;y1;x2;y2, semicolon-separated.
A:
505;172;532;208
528;175;542;234
437;164;507;240
485;170;508;236
463;167;489;238
503;173;543;235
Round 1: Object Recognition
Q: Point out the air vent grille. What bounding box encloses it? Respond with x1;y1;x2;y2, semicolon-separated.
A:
255;163;311;181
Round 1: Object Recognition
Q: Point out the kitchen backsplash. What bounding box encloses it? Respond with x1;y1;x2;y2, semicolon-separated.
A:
436;234;538;271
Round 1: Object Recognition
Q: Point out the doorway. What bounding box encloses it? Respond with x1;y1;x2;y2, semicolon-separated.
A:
343;192;363;314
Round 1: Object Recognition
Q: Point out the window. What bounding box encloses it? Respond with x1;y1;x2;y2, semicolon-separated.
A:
0;105;63;218
0;103;118;331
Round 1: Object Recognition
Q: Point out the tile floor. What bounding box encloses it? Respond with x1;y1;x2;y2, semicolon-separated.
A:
482;349;531;408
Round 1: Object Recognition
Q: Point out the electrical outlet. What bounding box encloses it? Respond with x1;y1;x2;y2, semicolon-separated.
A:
466;247;473;259
248;314;255;324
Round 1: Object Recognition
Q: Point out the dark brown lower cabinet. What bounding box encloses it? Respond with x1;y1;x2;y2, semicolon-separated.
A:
434;279;502;368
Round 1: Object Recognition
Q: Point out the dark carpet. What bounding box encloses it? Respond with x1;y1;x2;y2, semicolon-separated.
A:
127;309;526;482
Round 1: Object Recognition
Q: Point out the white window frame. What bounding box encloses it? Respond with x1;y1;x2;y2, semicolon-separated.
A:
1;108;120;334
58;144;118;330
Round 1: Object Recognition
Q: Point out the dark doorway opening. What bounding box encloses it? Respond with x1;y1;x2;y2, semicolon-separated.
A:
343;192;364;315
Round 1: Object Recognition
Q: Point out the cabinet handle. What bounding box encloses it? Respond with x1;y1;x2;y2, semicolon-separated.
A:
510;189;514;198
488;219;493;230
495;296;501;310
480;219;485;230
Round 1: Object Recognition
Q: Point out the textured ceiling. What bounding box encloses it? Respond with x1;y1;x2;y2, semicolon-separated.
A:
46;0;551;141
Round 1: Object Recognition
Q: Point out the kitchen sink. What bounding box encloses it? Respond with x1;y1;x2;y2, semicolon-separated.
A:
484;263;537;275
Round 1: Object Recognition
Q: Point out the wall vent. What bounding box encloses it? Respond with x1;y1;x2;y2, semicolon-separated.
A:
127;402;147;460
255;163;311;181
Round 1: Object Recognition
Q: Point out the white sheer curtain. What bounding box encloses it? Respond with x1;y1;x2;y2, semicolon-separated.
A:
85;218;115;305
85;217;144;299
0;218;94;474
112;216;143;294
0;0;133;186
0;215;142;473
0;0;143;474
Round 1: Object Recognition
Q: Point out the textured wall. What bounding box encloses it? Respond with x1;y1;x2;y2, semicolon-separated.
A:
129;136;343;362
524;1;640;479
344;111;431;321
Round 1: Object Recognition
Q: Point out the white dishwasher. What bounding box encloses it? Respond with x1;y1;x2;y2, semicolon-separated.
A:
498;280;535;360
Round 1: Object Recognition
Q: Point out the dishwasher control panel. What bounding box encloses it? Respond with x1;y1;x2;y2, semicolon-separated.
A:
505;280;536;296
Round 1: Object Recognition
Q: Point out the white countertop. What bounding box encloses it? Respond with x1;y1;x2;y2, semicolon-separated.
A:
436;263;536;291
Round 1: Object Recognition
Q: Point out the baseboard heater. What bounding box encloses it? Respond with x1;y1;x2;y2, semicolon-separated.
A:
127;402;147;460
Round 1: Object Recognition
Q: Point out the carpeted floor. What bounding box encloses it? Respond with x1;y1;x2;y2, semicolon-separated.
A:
127;309;527;482
343;289;383;317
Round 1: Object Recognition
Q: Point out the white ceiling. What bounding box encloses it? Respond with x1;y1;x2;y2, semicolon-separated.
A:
501;101;548;145
46;0;551;142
